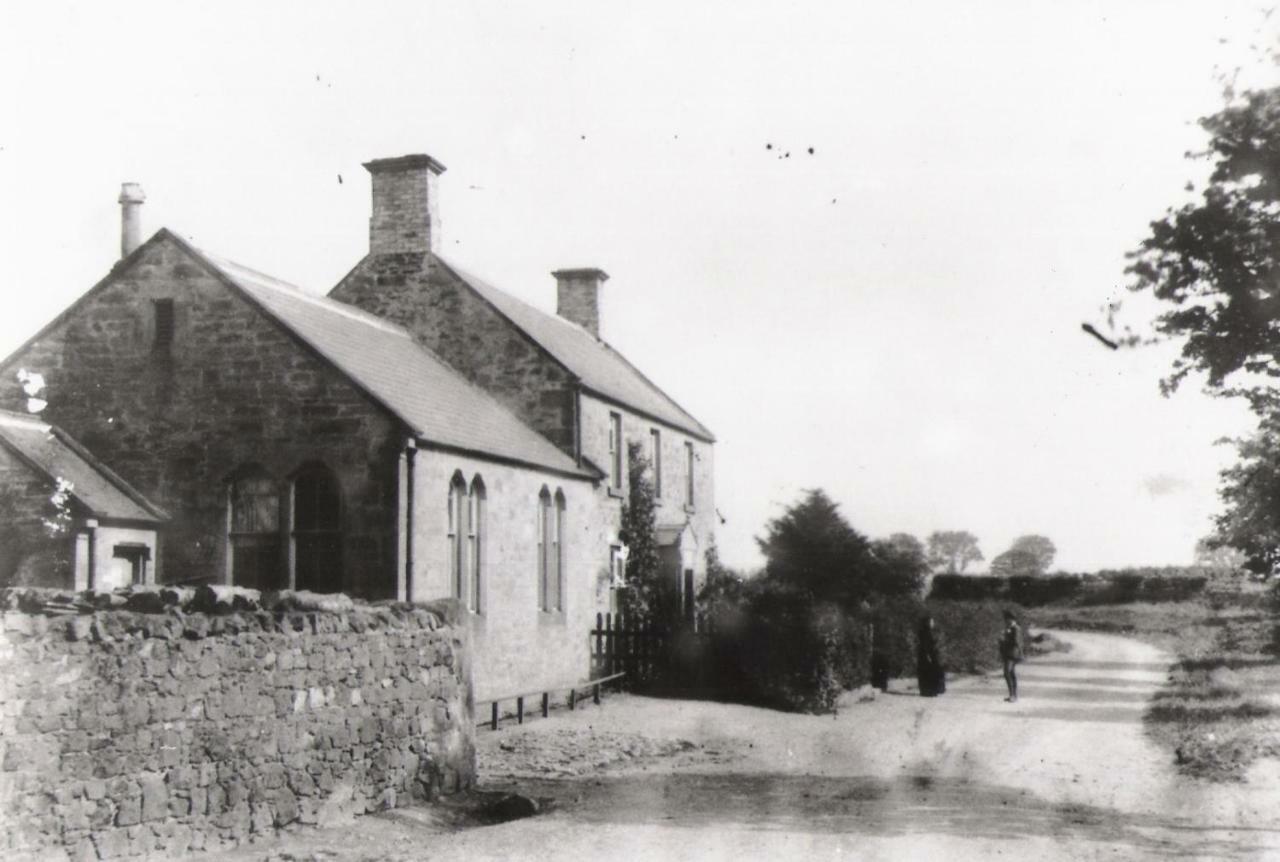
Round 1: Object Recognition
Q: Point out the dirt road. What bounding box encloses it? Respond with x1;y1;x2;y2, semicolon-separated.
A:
208;630;1280;861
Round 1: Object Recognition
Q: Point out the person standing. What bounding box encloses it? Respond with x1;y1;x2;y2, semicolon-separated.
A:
999;610;1023;702
916;614;945;697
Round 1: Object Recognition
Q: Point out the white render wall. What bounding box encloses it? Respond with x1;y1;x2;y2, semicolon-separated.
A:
410;448;612;700
577;392;716;603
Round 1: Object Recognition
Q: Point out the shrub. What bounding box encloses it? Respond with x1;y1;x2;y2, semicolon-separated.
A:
929;575;1004;601
702;580;867;713
1007;574;1083;606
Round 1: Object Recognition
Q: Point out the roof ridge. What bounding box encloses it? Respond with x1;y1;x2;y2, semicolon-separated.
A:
203;253;412;338
437;254;714;441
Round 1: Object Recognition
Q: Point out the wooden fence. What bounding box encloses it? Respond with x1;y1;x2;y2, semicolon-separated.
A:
590;612;714;691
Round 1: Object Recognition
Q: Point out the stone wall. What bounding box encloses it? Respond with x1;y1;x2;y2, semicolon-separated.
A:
0;587;474;861
0;234;405;593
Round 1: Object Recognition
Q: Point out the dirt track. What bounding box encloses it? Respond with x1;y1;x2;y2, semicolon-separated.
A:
206;630;1280;861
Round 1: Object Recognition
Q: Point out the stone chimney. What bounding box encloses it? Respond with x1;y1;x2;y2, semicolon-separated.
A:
363;154;446;255
118;182;145;258
553;268;610;338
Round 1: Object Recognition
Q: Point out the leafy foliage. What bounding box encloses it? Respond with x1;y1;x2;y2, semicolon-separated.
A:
926;530;984;574
756;489;873;605
989;535;1056;577
1211;419;1280;574
618;441;674;620
1127;85;1280;407
869;533;930;596
1193;536;1248;571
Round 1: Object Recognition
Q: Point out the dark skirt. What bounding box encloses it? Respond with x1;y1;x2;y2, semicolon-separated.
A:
917;647;946;696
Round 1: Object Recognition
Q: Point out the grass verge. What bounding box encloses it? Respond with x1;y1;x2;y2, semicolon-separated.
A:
1031;586;1280;782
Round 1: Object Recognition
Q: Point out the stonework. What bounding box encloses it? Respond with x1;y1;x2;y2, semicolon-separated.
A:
578;393;716;600
411;449;615;699
0;235;405;595
330;253;579;455
0;588;473;860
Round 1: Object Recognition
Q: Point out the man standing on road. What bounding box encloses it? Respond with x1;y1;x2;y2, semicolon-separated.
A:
999;610;1022;703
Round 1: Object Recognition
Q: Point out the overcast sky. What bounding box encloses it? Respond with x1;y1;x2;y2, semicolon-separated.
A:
2;1;1275;573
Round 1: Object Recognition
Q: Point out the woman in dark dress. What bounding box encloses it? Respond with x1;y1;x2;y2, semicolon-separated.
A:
916;614;946;696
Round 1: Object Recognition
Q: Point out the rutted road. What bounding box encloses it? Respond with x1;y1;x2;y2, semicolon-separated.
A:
207;631;1280;861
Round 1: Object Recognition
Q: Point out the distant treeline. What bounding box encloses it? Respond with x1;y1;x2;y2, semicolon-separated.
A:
929;567;1215;606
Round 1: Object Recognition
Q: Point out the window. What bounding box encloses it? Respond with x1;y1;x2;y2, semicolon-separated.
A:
537;487;551;609
448;472;467;602
684;442;696;509
111;544;150;587
650;428;662;498
153;299;174;352
467;477;485;612
538;487;565;612
609;412;623;490
229;471;283;590
293;464;343;593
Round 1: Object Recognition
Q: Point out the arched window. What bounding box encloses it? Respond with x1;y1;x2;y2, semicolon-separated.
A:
448;472;467;601
552;489;566;611
468;477;485;613
293;463;343;593
228;469;283;591
537;486;552;610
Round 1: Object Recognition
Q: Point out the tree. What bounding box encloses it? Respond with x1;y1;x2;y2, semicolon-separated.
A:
926;530;983;574
618;441;674;620
869;533;930;596
1210;419;1280;575
756;489;877;606
1126;84;1280;408
989;549;1041;578
1008;535;1056;575
1193;535;1248;570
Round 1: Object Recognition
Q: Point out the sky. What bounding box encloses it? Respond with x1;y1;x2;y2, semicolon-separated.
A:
1;1;1276;573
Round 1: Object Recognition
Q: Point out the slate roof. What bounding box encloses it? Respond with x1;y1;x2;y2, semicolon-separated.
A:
173;235;593;480
438;257;715;442
0;409;167;523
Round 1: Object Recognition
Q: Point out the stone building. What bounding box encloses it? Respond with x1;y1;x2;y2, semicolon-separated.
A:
0;152;715;695
0;408;166;590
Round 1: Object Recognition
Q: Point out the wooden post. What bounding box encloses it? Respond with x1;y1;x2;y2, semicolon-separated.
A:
491;701;498;731
595;613;604;676
593;683;600;705
517;696;524;725
541;692;549;718
569;688;576;710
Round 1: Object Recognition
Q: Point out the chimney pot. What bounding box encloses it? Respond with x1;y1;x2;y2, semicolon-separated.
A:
364;154;446;255
118;182;145;258
553;268;610;338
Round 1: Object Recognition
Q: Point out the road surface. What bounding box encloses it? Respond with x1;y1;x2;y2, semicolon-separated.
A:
208;630;1280;861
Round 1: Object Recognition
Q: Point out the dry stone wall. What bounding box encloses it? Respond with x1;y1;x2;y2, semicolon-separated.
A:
0;586;475;861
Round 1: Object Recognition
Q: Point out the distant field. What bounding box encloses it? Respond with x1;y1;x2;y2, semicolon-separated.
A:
1028;579;1280;781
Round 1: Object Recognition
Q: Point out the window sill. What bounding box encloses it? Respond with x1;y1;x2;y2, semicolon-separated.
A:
607;487;625;499
683;504;696;514
538;610;567;627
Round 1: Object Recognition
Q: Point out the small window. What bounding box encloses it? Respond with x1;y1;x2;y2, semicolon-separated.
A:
468;477;485;613
650;428;662;498
112;544;151;586
537;487;552;609
609;545;626;587
153;299;175;352
609;413;623;489
685;442;695;509
448;472;467;602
